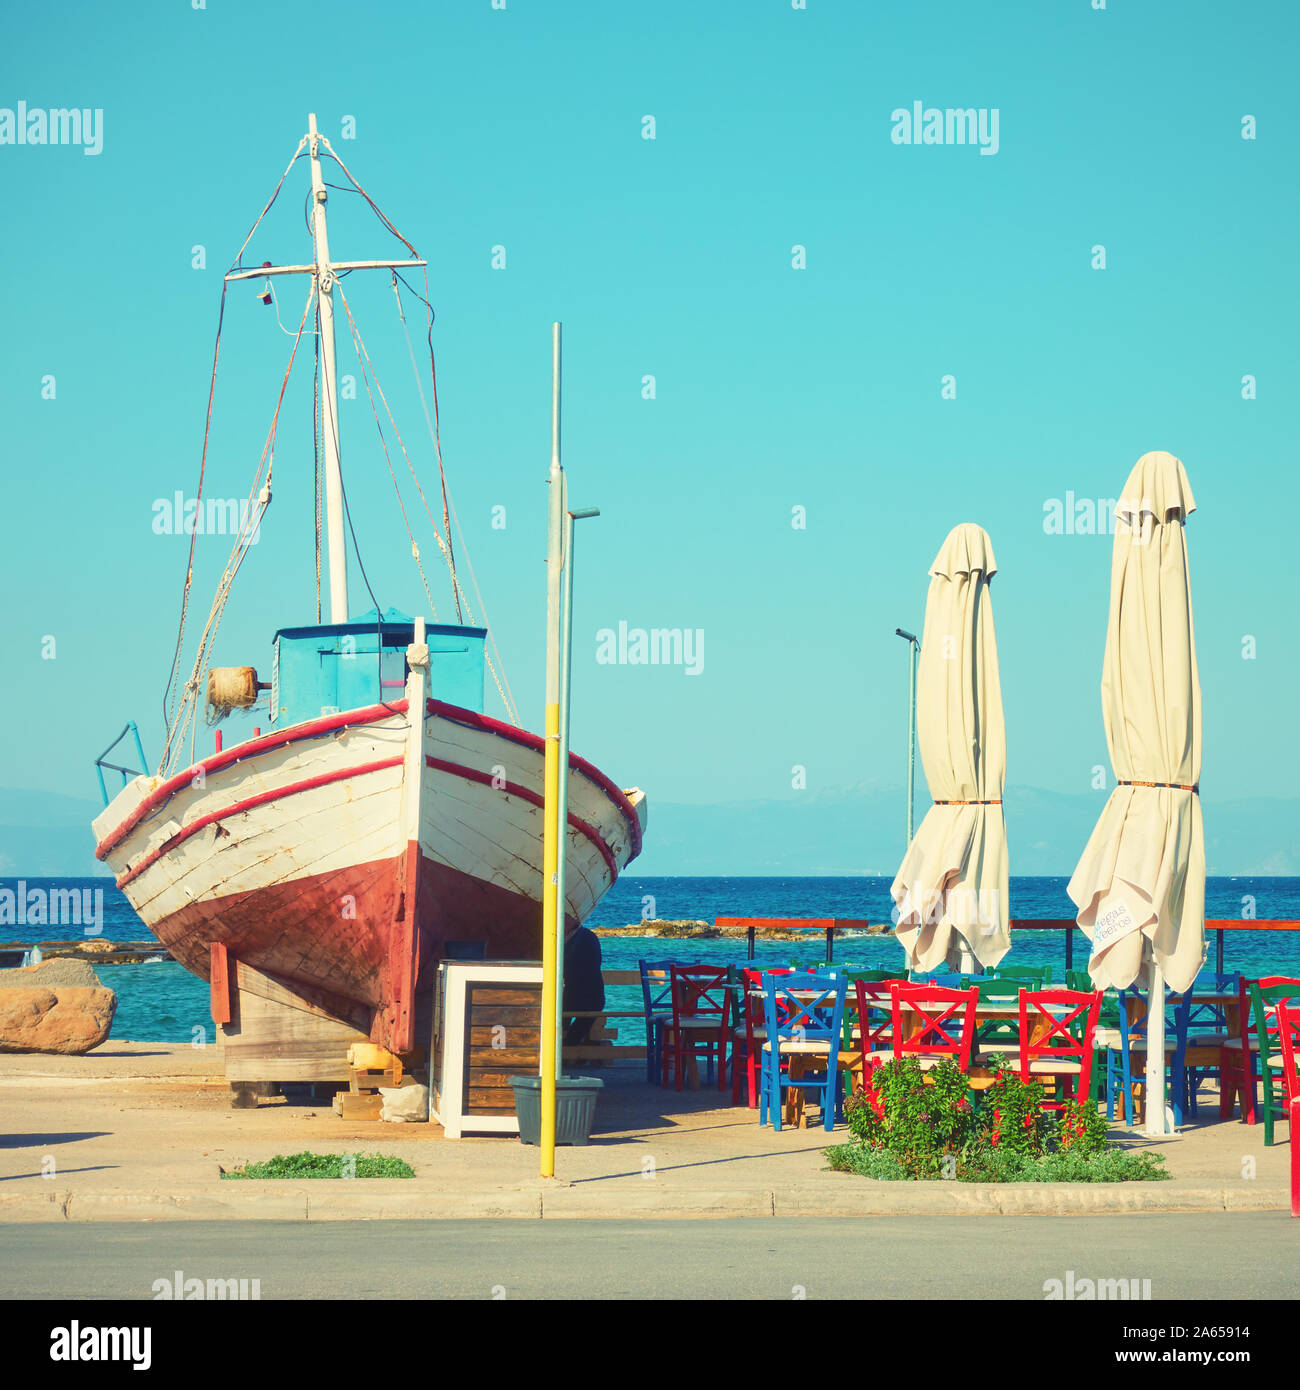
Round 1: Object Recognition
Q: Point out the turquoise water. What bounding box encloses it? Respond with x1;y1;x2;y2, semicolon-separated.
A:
4;875;1297;1043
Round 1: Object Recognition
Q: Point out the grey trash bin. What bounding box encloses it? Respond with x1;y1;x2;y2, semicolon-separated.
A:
508;1075;603;1146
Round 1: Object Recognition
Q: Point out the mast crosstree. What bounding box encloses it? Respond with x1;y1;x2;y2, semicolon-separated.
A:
224;112;427;624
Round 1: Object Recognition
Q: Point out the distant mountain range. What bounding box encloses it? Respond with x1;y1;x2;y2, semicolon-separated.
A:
0;783;1295;880
631;785;1300;878
0;787;107;877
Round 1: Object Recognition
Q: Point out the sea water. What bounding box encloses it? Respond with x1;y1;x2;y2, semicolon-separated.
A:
2;876;1296;1044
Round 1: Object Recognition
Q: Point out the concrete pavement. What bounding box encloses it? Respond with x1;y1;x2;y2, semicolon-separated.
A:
0;1043;1292;1221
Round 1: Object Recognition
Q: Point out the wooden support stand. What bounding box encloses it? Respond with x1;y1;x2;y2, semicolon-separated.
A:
216;953;373;1107
330;1043;407;1120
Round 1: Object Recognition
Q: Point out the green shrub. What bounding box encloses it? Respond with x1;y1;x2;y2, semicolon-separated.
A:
220;1151;415;1180
830;1055;1168;1184
977;1058;1048;1157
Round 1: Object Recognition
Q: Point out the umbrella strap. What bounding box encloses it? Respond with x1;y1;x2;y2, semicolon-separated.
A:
932;799;1002;805
1118;780;1199;792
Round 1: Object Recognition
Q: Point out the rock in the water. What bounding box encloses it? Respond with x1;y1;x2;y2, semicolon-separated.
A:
0;974;116;1054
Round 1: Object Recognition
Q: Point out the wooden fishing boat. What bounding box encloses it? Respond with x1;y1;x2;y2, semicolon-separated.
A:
91;116;644;1062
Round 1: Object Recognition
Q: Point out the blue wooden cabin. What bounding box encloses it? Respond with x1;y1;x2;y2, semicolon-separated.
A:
268;606;486;727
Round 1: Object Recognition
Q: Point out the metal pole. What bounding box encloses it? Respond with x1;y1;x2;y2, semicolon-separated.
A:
554;504;600;1077
540;324;564;1177
128;721;148;777
1145;952;1169;1137
908;640;917;842
308;112;349;623
895;629;919;847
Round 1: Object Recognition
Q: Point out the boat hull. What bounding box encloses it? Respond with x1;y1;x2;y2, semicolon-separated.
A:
93;689;645;1052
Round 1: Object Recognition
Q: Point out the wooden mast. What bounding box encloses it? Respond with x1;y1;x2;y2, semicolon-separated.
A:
307;112;348;625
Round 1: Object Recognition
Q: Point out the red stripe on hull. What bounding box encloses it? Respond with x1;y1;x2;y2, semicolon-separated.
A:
426;698;643;860
95;699;409;860
425;755;620;880
115;756;404;890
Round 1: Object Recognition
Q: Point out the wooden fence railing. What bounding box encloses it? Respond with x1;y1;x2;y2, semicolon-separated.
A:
715;917;1300;974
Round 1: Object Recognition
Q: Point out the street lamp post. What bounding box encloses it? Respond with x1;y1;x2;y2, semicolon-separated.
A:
553;503;601;1078
895;628;919;848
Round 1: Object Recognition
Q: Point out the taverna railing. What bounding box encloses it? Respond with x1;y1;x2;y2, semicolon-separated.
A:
716;917;1300;974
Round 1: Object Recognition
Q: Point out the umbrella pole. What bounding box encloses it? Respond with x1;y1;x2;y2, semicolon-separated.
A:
1144;954;1169;1137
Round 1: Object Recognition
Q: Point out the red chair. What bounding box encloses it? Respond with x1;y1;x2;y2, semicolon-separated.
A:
732;966;795;1107
853;979;905;1096
1017;989;1102;1112
1277;998;1300;1103
1280;1004;1300;1217
1221;975;1300;1127
1220;976;1258;1122
1292;1093;1300;1219
664;964;731;1093
890;984;979;1071
1279;1003;1300;1217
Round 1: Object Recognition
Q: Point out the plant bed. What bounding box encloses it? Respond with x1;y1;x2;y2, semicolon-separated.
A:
824;1056;1169;1184
219;1151;415;1180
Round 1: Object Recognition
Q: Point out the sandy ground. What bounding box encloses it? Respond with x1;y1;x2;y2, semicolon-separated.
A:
0;1042;1291;1216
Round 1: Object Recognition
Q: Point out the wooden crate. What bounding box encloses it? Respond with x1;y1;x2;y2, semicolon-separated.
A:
432;962;543;1137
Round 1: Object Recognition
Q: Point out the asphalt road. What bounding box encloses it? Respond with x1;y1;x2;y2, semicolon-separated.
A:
0;1214;1296;1300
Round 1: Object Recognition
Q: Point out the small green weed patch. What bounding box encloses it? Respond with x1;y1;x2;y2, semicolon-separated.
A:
220;1151;415;1180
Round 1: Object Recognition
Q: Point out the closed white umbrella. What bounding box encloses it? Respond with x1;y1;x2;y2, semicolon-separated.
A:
893;523;1010;975
1068;451;1205;1136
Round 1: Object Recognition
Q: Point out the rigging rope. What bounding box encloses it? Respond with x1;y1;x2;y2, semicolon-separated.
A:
162;138;307;764
162;125;522;766
317;136;523;726
335;281;441;621
391;274;522;727
159;285;315;772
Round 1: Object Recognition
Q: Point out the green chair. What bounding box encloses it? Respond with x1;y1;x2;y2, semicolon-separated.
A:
971;977;1021;1052
1063;972;1121;1104
1249;977;1300;1146
996;964;1052;988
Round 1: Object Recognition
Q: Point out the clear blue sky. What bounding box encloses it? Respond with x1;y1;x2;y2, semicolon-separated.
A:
2;1;1296;836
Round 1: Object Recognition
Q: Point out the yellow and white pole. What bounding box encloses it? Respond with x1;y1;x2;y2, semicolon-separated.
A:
540;323;565;1177
554;502;600;1077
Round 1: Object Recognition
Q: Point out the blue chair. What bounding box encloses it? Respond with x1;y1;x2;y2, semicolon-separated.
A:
759;972;848;1133
1183;972;1240;1116
1107;987;1191;1127
638;959;674;1085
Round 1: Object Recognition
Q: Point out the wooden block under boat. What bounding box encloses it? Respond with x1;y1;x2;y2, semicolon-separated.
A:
333;1091;385;1120
349;1063;403;1094
220;959;371;1084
